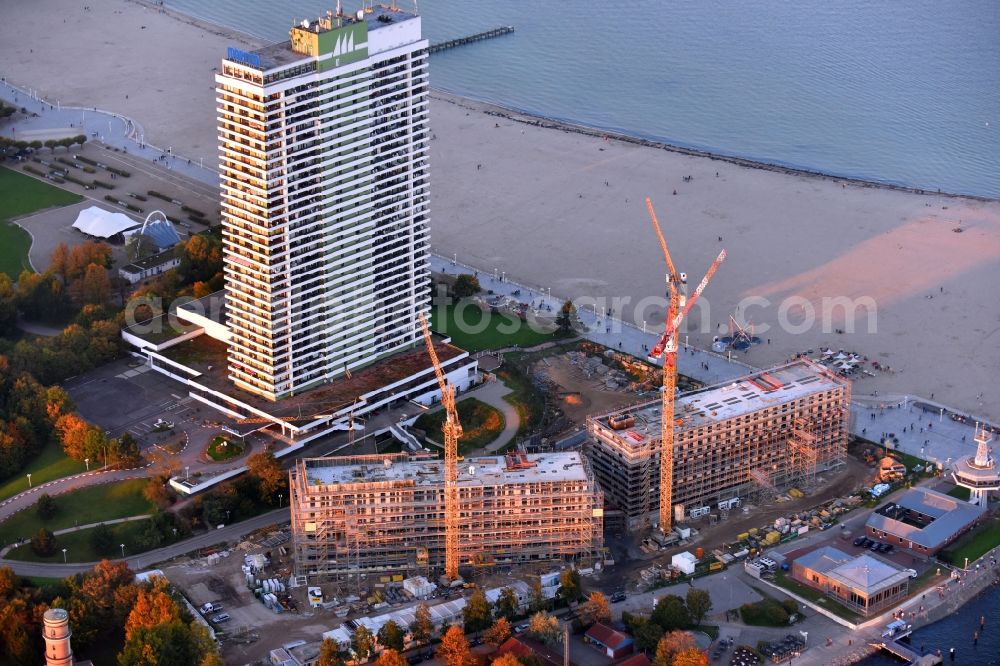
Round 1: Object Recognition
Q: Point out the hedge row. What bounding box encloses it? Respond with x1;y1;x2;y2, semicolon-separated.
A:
92;179;115;190
128;192;148;201
103;195;144;214
181;205;206;218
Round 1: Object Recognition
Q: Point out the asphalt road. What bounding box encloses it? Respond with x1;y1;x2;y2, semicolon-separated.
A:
1;508;289;578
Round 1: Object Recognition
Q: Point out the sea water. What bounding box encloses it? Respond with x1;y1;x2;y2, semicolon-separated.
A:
859;584;1000;665
164;0;1000;198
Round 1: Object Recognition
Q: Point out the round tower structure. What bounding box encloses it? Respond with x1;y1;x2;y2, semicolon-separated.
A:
952;423;1000;507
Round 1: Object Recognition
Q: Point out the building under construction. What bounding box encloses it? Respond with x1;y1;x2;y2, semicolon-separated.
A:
289;451;604;578
587;359;850;530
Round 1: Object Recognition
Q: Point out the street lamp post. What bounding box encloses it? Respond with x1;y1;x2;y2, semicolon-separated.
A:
120;543;125;558
84;458;90;472
62;548;67;563
278;494;283;508
225;510;230;523
185;466;190;481
26;473;32;488
501;271;506;283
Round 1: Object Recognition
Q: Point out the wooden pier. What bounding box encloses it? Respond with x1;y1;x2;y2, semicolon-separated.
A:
429;26;514;53
870;634;942;665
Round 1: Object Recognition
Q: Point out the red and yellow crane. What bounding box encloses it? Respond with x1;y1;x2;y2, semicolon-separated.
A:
417;312;462;580
645;198;726;533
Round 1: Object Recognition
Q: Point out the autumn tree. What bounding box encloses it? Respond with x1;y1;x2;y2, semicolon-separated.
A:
557;568;582;604
529;581;548;613
118;618;216;665
124;578;181;640
685;588;712;627
495;587;519;620
411;603;434;645
451;273;481;300
144;475;177;510
353;625;376;662
378;619;406;652
437;625;476;666
578;591;611;626
555;300;578;334
246;450;286;502
672;648;710;666
492;654;522;666
463;587;493;633
527;611;560;646
653;631;696;666
317;637;346;666
65;559;136;648
374;650;408;666
79;263;112;304
0;273;17;337
484;617;512;648
31;527;57;556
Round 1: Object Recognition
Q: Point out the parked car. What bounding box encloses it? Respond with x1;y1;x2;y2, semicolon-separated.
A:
853;537;866;547
869;542;881;552
610;591;627;603
514;625;528;634
211;614;231;623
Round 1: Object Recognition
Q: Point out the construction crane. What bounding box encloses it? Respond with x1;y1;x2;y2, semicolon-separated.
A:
417;312;462;580
645;197;726;533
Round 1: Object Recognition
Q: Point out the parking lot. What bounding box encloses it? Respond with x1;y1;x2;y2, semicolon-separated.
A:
64;356;224;469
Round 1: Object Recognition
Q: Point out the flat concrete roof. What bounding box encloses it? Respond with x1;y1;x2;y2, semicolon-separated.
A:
247;8;419;70
303;452;592;488
794;545;852;574
593;359;845;444
866;487;985;550
156;332;466;421
826;553;911;593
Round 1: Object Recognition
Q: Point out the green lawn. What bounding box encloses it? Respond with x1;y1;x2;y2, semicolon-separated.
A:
941;516;1000;566
497;365;544;438
772;571;861;623
946;485;971;501
414;398;506;454
0;479;153;546
0;167;82;278
206;435;244;462
430;303;562;352
0;438;87;503
4;519;151;563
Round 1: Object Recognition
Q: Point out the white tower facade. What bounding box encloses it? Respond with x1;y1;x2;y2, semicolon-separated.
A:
952;423;1000;506
216;8;430;400
43;608;73;666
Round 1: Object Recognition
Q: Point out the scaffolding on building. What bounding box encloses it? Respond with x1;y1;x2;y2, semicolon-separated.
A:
290;452;604;580
787;417;819;489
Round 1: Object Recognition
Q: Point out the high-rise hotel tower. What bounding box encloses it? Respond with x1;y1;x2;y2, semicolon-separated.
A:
216;7;430;401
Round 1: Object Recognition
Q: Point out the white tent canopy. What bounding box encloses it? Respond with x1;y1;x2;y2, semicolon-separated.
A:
72;206;140;238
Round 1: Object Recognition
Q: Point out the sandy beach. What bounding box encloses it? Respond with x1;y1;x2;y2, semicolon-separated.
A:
2;0;999;421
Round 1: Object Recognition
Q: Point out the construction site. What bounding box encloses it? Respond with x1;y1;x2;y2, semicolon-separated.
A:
587;358;851;530
287;450;605;578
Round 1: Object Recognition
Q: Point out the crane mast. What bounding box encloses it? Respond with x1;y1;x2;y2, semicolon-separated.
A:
645;198;726;533
417;313;461;580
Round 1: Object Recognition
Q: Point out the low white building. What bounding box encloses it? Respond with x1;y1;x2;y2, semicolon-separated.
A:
671;551;698;575
403;576;436;599
119;250;181;284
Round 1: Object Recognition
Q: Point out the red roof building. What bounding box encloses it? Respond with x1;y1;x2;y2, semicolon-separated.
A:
584;623;634;659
